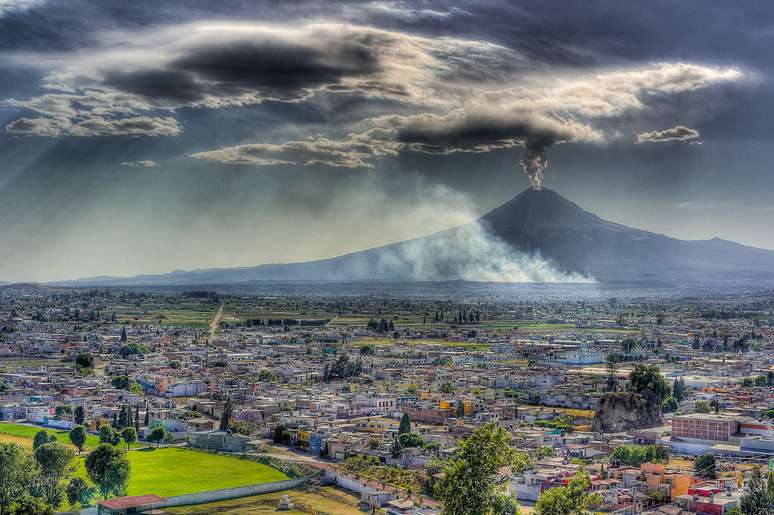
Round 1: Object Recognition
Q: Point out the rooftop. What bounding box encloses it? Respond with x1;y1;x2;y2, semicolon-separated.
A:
99;494;165;509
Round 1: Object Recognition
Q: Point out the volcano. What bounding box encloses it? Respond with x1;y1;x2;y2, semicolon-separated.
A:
57;188;774;287
480;188;774;285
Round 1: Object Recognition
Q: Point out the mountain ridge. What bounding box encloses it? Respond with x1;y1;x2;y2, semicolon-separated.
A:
50;188;774;287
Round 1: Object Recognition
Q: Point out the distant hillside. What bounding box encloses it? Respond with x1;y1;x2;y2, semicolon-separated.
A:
55;188;774;287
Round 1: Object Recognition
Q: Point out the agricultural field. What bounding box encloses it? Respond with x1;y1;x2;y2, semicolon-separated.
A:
114;298;219;328
166;486;362;515
353;336;490;351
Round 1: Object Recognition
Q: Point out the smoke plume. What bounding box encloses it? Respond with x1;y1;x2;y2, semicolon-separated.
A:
302;182;594;283
364;221;592;282
520;142;550;190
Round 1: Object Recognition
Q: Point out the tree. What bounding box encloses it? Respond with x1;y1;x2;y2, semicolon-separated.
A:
33;430;57;451
398;412;411;435
605;353;618;392
99;425;119;445
120;326;127;342
66;478;94;508
68;426;87;455
661;396;678;413
85;444;130;498
694;453;716;479
10;496;54;514
390;436;403;458
434;423;522;515
111;376;130;390
148;427;166;447
767;471;774;506
535;470;602;515
740;467;769;515
75;353;94;369
118;343;148;358
629;364;670;402
621;337;636;355
0;442;39;515
609;445;669;467
33;442;75;507
220;399;233;432
120;427;137;451
74;406;85;426
398;432;424;448
694;400;712;414
272;425;290;445
672;377;685;402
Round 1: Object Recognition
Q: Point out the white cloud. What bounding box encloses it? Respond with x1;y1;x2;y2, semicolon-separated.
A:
190;62;739;181
120;160;157;168
672;200;720;210
0;0;43;15
6;115;180;137
636;124;701;143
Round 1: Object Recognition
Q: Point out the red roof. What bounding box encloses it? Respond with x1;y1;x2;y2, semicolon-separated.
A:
99;494;165;509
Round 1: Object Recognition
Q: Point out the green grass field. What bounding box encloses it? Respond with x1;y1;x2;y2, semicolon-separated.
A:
355;336;490;350
114;448;287;497
114;299;218;328
1;423;288;498
0;422;101;450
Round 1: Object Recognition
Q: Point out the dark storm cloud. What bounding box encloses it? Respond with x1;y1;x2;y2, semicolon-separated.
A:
101;36;384;105
636;125;700;143
3;21;516;136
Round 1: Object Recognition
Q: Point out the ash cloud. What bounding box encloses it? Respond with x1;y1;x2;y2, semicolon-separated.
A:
520;142;550;189
636;125;700;143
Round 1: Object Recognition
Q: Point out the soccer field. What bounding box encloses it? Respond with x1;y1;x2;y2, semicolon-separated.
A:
0;423;288;498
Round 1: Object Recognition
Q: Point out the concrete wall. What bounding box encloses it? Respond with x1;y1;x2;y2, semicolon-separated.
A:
324;469;394;506
150;477;310;508
77;476;313;514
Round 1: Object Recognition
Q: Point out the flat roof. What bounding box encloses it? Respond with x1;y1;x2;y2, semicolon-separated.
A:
674;413;750;421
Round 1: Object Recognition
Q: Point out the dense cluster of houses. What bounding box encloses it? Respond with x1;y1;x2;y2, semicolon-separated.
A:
1;287;773;513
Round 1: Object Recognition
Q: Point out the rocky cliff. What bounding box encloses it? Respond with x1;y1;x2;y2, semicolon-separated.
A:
592;392;662;432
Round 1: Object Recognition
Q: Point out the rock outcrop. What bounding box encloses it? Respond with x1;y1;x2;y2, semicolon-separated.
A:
592;391;662;432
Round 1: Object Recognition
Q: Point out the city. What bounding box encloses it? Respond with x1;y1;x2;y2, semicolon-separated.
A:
2;1;774;514
0;285;772;513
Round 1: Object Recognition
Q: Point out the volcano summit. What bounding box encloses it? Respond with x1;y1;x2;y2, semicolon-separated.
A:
59;189;774;288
